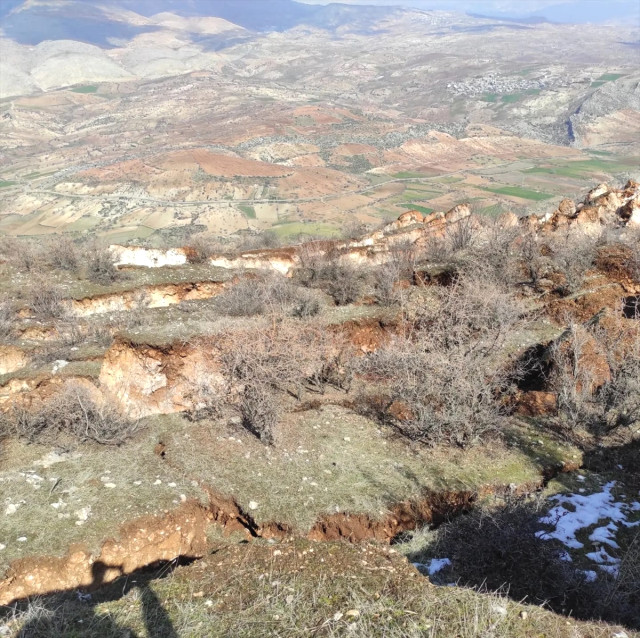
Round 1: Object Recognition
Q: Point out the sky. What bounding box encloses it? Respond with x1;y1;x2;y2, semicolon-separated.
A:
297;0;640;23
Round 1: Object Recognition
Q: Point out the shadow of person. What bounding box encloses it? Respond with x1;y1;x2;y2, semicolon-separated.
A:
14;560;180;637
139;583;178;638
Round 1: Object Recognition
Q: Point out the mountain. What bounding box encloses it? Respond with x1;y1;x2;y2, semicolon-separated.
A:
0;0;401;47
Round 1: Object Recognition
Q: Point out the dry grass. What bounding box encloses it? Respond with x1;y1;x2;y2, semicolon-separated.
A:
5;540;632;638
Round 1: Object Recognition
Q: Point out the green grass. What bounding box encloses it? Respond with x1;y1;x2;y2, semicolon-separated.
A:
482;185;554;201
270;221;341;239
400;204;434;215
239;204;256;219
0;180;17;188
590;81;606;88
392;171;428;179
598;73;623;82
480;93;498;103
524;158;638;179
70;85;98;94
501;94;522;104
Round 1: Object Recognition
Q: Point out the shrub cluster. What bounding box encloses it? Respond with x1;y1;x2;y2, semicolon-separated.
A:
0;383;138;446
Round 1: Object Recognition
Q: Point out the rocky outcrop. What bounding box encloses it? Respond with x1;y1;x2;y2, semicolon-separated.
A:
109;246;189;268
0;345;28;376
535;180;640;233
70;281;225;317
98;339;223;418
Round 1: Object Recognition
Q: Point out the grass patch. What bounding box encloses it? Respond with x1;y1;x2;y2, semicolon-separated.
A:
238;205;256;219
70;85;98;94
525;158;638;179
480;93;498;102
392;171;428;179
501;94;522;104
597;73;624;82
482;185;554;201
270;222;341;239
399;203;434;215
9;538;629;637
0;180;17;188
165;404;579;532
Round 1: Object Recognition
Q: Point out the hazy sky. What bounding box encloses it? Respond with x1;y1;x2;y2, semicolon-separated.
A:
298;0;640;21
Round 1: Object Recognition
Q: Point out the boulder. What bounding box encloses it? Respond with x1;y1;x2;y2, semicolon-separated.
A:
444;203;471;224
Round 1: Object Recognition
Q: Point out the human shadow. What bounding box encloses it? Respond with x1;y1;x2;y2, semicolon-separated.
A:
11;559;182;638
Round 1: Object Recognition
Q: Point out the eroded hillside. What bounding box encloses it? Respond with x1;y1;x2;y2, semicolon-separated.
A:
1;181;639;635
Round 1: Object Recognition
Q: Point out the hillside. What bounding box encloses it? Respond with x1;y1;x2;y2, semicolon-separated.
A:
1;180;639;635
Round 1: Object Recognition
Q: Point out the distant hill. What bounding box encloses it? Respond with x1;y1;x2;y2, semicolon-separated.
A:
0;0;401;46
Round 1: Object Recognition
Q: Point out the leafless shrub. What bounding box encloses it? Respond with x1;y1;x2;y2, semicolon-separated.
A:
184;233;219;264
448;216;476;252
49;237;79;272
547;228;599;295
215;276;313;317
85;244;119;285
357;272;526;446
296;245;368;306
240;382;279;444
0;301;17;340
3;383;138;446
214;319;343;441
469;217;523;286
550;317;640;436
23;278;66;320
236;231;281;252
374;240;417;306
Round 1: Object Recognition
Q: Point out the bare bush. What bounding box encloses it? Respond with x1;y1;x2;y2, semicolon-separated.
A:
184;233;219;264
550;317;640;436
547;228;599;295
240;381;279;444
0;301;17;340
296;247;367;306
85;244;119;285
3;383;138;446
357;272;526;446
216;275;317;318
23;278;66;320
49;237;79;272
214;319;344;441
412;497;588;609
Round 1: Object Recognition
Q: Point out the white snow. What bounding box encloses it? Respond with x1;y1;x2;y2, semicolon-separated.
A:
412;558;452;576
537;481;640;577
537;482;636;549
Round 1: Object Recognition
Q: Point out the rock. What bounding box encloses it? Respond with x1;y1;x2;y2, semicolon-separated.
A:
444;203;471;224
497;211;519;228
248;501;259;510
556;198;576;217
586;183;609;203
397;210;424;226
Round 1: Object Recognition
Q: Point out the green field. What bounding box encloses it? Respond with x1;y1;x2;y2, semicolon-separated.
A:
482;185;554;201
525;158;638;179
501;94;522;104
392;171;429;179
70;85;98;94
480;93;498;103
598;73;624;82
400;203;434;215
271;221;341;239
0;180;17;188
239;204;256;219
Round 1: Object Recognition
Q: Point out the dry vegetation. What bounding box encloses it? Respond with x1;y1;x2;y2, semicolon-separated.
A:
1;190;640;636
